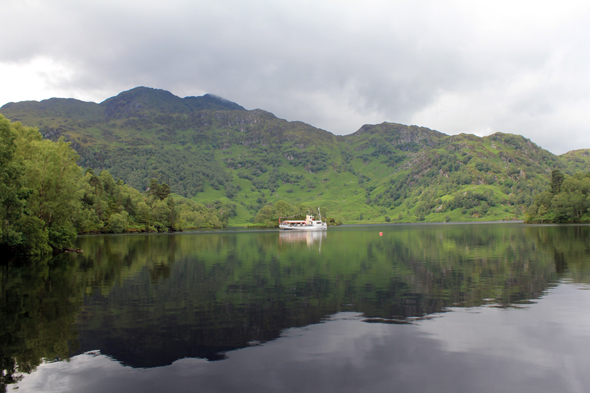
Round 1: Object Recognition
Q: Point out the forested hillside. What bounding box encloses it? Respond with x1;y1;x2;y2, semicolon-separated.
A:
0;114;236;256
526;169;590;223
2;86;589;226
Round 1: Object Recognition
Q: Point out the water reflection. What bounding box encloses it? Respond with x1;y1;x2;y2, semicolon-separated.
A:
15;291;590;393
0;255;81;393
3;224;590;392
279;230;326;249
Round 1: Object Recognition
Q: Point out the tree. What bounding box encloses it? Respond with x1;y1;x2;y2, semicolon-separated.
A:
15;135;82;250
0;118;59;254
254;205;274;224
0;119;84;253
0;116;27;250
275;200;293;219
157;183;171;200
537;204;549;223
108;211;129;233
550;169;565;195
147;178;171;200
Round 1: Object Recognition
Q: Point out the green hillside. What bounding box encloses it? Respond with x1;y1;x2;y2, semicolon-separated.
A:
2;87;587;225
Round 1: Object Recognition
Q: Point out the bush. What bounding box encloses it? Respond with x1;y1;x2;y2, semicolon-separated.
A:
15;216;51;255
108;212;129;233
47;223;77;250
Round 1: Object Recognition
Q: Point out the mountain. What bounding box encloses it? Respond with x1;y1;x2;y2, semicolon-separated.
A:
1;87;586;225
101;87;246;119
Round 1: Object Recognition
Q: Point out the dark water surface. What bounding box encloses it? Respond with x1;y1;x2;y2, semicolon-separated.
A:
4;223;590;392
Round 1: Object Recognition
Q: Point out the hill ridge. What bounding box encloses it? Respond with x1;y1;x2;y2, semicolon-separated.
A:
1;87;588;224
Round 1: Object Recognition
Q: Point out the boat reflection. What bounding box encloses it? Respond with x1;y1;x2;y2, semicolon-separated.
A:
279;230;326;250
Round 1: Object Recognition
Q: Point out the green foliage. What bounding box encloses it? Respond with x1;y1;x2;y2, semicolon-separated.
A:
85;146;230;198
550;169;565;194
526;171;590;223
13;216;50;255
560;149;590;174
174;198;235;229
0;116;81;255
0;116;236;257
17;133;82;245
2;88;588;225
148;178;171;200
108;211;128;233
77;175;232;233
254;205;275;225
47;223;77;250
0;117;28;251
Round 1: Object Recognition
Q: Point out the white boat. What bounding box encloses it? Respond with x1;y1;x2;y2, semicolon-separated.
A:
279;208;327;231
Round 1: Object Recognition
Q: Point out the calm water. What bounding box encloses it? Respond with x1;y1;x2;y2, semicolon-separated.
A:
3;223;590;393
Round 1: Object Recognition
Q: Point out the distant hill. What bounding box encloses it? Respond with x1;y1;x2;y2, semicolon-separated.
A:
1;87;586;225
559;149;590;173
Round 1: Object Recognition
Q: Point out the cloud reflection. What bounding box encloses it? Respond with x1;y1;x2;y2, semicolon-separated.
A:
16;284;590;393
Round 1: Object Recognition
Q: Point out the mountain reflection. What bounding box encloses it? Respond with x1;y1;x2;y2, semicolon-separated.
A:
2;224;590;386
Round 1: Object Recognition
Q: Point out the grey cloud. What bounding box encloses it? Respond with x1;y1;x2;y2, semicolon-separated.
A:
3;1;590;153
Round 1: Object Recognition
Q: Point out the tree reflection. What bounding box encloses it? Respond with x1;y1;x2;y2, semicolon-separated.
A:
4;225;590;376
68;225;590;367
0;255;81;392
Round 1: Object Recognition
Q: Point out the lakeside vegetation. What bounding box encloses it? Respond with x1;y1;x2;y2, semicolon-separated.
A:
525;169;590;223
0;115;236;256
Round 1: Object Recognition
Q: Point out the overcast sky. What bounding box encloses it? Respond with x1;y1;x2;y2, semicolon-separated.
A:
1;0;590;154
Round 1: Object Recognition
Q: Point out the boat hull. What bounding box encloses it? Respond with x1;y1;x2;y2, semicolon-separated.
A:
279;223;327;231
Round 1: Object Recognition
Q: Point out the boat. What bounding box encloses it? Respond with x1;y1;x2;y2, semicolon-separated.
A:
279;208;327;231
